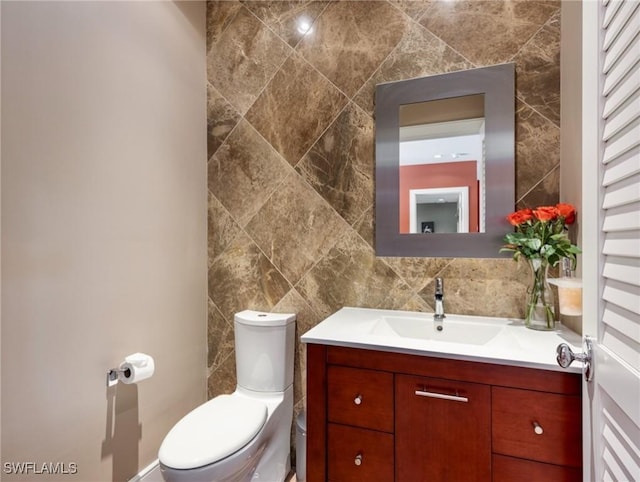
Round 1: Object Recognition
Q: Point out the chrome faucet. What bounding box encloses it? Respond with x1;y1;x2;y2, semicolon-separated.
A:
434;277;445;330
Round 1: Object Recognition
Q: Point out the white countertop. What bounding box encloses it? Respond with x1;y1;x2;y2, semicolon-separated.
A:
301;307;584;373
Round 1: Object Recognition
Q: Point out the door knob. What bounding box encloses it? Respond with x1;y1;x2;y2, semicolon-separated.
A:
556;337;593;382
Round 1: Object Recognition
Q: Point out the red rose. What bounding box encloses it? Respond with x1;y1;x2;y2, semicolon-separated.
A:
556;203;576;225
533;206;558;222
507;208;534;226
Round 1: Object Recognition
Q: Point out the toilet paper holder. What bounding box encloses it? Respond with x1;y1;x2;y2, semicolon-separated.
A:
106;352;155;387
106;367;131;387
107;368;131;387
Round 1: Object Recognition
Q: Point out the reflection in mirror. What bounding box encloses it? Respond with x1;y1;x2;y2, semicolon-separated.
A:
399;95;485;234
375;63;515;257
410;187;469;233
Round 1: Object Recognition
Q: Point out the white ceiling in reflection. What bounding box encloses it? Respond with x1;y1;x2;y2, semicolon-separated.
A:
399;118;484;167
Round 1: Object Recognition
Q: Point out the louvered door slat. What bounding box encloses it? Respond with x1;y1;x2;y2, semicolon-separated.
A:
603;67;640;118
602;91;640;141
602;173;640;208
603;6;640;73
602;304;640;347
603;0;639;49
602;202;640;231
602;147;640;185
602;230;640;257
603;0;624;31
602;45;639;96
602;255;640;287
603;279;640;315
602;121;640;164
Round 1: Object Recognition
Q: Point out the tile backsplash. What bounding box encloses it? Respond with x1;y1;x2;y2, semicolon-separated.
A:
206;0;561;427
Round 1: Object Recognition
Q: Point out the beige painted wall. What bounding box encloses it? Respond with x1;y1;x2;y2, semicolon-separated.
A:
1;2;207;480
561;0;584;249
560;0;584;334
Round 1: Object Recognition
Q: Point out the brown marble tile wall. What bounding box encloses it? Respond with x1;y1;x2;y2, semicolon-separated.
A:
206;0;561;461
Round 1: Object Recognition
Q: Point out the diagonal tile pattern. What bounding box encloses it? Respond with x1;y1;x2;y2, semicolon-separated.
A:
513;9;561;126
207;5;291;115
207;82;242;159
419;0;560;66
295;1;408;97
208;119;292;227
242;1;329;49
205;1;563;457
354;21;473;115
296;230;416;318
245;172;348;285
245;53;348;166
515;100;560;201
296;102;374;226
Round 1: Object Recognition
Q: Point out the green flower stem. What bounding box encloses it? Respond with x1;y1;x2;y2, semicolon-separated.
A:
526;258;555;330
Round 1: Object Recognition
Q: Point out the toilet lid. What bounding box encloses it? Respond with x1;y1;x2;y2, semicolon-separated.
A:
159;394;267;470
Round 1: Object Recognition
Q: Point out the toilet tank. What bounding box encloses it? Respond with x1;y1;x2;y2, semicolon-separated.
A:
234;310;296;392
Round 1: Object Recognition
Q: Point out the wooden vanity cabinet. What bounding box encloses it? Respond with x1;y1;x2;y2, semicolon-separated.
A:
307;344;582;482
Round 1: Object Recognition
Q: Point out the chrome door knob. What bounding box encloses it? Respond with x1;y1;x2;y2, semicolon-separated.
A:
556;337;593;382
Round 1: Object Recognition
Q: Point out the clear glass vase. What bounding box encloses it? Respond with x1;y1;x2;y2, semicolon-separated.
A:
525;258;556;330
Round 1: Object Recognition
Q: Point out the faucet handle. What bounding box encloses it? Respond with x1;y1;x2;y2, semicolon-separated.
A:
433;277;445;324
435;277;444;295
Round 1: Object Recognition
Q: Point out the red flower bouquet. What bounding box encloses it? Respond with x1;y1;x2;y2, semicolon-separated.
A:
501;203;581;267
501;203;581;330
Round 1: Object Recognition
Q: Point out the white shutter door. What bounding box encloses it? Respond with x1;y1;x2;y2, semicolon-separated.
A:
586;0;640;480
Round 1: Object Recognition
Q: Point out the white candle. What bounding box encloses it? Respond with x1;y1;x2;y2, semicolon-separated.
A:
550;278;583;316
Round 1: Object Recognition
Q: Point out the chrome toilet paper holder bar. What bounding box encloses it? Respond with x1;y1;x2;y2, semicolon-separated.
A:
106;367;131;387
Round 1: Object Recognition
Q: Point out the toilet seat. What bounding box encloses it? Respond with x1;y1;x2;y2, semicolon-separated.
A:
159;394;268;470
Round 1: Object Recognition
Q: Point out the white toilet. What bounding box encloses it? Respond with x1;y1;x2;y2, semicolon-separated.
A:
158;310;296;482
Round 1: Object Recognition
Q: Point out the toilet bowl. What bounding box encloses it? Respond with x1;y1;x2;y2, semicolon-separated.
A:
158;310;296;482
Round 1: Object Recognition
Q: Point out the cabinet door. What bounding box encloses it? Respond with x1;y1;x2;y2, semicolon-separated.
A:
396;374;491;482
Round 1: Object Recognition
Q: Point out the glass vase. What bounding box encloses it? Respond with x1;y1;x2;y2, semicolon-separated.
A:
525;258;556;330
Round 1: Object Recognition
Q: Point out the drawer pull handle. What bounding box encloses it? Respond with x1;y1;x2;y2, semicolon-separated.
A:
533;421;544;435
415;390;468;403
354;394;363;405
354;454;363;466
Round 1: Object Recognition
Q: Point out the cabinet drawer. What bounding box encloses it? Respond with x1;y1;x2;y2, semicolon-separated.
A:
327;365;393;432
493;454;582;482
492;387;581;467
328;423;393;482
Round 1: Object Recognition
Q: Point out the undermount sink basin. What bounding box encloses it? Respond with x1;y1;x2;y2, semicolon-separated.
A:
370;315;504;345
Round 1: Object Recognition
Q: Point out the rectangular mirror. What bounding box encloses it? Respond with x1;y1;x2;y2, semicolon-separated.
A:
375;63;515;257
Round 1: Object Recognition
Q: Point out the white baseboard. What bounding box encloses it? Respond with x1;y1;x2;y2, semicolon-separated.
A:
128;459;161;482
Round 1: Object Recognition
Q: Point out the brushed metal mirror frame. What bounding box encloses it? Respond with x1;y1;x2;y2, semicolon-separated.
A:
375;63;515;257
